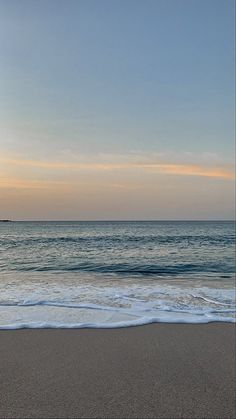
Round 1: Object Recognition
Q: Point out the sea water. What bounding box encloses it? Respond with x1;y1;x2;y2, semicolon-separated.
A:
0;221;235;328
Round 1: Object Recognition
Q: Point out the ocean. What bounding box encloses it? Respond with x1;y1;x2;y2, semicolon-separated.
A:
0;221;235;328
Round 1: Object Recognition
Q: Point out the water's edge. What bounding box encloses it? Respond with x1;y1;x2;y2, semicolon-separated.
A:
0;221;235;328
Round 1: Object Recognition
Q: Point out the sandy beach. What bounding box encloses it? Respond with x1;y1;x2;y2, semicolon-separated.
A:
0;323;235;418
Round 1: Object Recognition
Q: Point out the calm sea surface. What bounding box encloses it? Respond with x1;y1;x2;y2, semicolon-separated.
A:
0;221;235;328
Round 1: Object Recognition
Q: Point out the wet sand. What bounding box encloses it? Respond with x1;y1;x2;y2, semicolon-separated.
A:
0;323;235;418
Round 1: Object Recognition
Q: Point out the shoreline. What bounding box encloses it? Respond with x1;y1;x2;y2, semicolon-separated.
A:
0;318;235;330
1;323;235;418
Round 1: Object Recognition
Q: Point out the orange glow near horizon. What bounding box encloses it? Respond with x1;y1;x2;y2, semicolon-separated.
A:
0;152;234;220
0;156;234;185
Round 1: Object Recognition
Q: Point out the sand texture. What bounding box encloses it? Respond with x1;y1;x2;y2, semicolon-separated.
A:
0;323;235;418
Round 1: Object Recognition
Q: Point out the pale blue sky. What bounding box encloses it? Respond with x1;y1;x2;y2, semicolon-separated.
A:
0;0;235;219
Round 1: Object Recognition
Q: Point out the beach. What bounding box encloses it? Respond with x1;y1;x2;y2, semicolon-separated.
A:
1;0;235;416
0;323;235;418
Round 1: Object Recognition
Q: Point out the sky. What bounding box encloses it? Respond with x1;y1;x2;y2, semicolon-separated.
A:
0;0;235;220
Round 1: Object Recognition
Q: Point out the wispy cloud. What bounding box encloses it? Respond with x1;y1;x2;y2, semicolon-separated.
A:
0;153;234;180
0;177;70;189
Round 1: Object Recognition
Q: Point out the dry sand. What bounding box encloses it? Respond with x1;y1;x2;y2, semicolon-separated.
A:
0;323;235;418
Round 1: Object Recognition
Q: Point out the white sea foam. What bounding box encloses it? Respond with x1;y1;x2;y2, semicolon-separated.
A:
0;313;235;330
0;272;235;329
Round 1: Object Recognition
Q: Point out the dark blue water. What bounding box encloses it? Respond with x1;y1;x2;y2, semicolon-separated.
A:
0;221;235;328
0;221;235;276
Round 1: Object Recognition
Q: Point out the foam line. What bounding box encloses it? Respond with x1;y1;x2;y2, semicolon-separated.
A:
0;315;235;330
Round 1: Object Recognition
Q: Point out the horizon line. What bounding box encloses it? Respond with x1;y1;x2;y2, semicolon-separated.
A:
2;219;235;223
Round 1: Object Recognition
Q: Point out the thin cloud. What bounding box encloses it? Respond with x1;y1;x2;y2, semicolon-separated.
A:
0;154;234;180
0;178;70;189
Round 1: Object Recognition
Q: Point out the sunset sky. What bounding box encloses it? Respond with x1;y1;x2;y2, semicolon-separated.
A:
0;0;235;220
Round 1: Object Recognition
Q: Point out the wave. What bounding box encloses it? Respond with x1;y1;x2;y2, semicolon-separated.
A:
1;233;235;248
189;294;233;306
0;315;235;330
0;299;235;312
0;284;235;329
13;262;234;276
0;301;119;311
